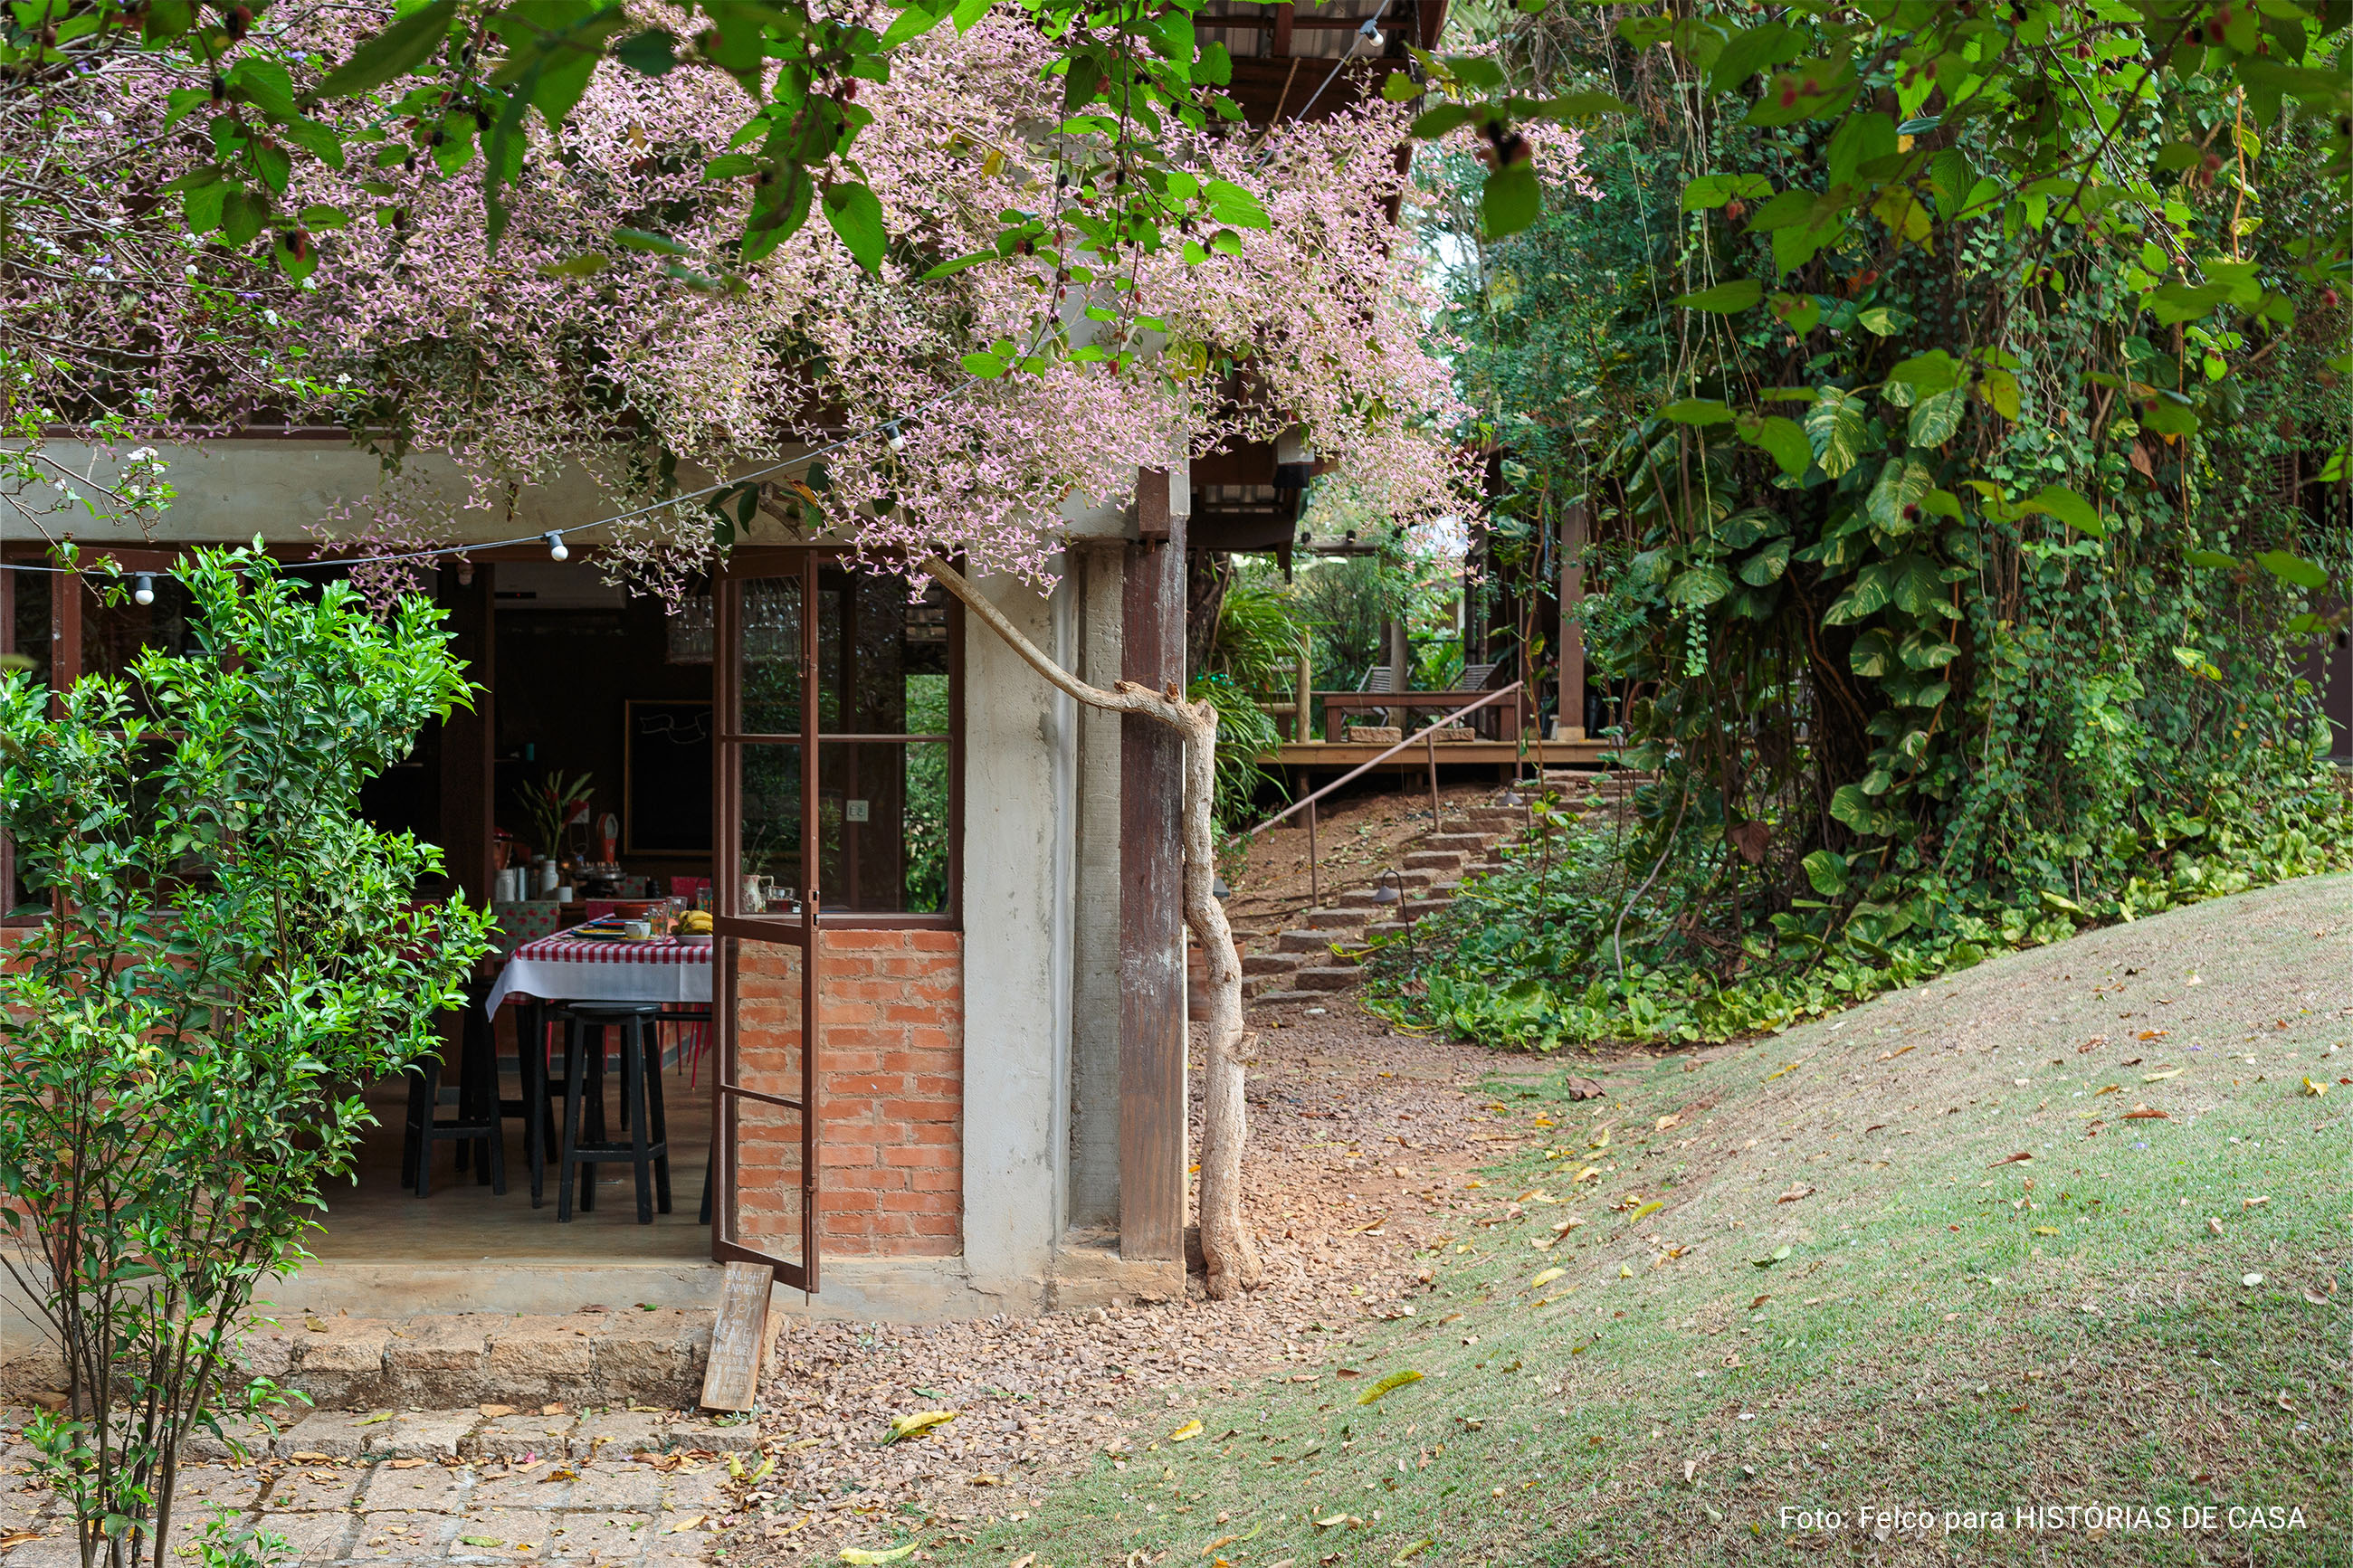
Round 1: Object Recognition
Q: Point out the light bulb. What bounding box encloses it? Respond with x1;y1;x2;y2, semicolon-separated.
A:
545;531;569;562
132;574;156;607
887;423;906;451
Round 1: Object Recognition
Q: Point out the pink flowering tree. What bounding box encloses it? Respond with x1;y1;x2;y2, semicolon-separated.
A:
7;1;1593;1300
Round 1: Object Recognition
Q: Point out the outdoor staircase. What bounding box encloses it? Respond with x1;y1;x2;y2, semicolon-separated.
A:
1235;770;1655;1009
1239;800;1534;1008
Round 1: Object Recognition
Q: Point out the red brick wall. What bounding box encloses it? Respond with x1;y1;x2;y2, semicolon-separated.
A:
729;929;963;1261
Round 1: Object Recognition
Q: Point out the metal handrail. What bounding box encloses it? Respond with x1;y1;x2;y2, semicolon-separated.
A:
1247;679;1525;837
1243;680;1527;914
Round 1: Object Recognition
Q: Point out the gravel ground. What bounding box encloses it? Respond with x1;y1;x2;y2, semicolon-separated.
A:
723;1001;1610;1563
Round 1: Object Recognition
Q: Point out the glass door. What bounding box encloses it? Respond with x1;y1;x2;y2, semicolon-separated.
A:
712;556;821;1288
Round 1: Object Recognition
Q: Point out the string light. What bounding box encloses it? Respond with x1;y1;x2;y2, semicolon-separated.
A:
543;531;568;562
132;574;156;606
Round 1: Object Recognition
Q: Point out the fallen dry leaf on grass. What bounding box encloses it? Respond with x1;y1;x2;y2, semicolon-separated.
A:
1169;1420;1205;1442
2123;1106;2170;1120
2208;1218;2224;1236
1989;1153;2033;1167
1358;1370;1424;1405
881;1411;956;1445
1563;1078;1606;1100
840;1545;919;1565
1776;1184;1815;1203
1878;1045;1914;1062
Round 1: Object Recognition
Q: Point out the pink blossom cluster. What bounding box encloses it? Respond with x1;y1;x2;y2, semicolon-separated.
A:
12;4;1596;593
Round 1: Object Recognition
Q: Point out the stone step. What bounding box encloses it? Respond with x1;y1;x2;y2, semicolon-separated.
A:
1465;807;1526;831
1277;927;1336;954
54;1310;723;1411
1249;989;1332;1008
1424;832;1489;854
1334;878;1430;908
1293;965;1364;992
1306;908;1371;930
1402;849;1468;873
1243;952;1303;977
1405;898;1451;919
1361;920;1409;939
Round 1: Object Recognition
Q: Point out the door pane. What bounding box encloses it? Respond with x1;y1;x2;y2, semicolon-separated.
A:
817;741;950;914
738;576;804;736
719;934;809;1278
816;568;952;735
734;743;804;917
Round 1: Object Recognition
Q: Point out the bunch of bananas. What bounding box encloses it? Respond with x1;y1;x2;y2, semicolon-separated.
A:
679;909;714;936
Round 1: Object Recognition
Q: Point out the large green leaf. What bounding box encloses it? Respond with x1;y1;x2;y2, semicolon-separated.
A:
1667;563;1734;607
1907;388;1967;447
1481;163;1541;239
2255;551;2328;592
2017;483;2103;538
1737;413;1813;478
1888;554;1948;617
1866;458;1934;534
1739;536;1793;585
1709;20;1796;94
823;183;887;272
314;0;459;98
1681;174;1772;212
1800;848;1849;897
1848;628;1899;679
1805;386;1868;479
1671;278;1764;313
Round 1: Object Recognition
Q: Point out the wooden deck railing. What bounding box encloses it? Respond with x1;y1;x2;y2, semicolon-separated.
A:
1244;681;1526;911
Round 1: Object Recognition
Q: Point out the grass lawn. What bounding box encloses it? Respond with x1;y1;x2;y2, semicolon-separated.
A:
951;874;2351;1567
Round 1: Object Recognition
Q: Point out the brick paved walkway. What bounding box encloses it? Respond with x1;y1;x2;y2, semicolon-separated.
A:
1;1404;757;1567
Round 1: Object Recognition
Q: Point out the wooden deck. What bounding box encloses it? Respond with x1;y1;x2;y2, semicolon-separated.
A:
1256;736;1615;773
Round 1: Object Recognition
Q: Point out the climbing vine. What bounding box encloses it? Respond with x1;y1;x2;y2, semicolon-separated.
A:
1369;1;2353;1050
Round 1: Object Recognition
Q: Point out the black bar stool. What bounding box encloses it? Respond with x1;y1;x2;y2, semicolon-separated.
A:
557;1003;672;1223
401;979;506;1198
510;1000;582;1209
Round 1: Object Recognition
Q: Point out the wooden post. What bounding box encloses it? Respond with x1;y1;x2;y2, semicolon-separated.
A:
1558;502;1588;742
1119;468;1186;1262
437;563;496;902
1294;649;1311;743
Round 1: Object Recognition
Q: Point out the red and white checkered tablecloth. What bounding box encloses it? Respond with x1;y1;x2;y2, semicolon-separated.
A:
485;930;713;1013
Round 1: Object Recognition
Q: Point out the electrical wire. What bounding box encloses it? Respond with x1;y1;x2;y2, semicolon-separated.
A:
1290;0;1395;125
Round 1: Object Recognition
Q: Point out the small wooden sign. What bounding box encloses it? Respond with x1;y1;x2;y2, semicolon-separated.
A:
699;1261;776;1412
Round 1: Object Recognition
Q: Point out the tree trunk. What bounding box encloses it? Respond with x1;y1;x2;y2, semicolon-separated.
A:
923;557;1262;1298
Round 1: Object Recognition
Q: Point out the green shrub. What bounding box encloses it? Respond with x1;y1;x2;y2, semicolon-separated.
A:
0;548;492;1568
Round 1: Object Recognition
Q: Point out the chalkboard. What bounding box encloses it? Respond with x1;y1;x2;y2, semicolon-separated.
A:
624;699;713;856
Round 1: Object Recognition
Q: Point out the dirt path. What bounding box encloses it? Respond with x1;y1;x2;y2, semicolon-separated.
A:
721;1002;1574;1561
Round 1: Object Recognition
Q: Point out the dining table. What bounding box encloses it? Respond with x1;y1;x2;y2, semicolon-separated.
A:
481;926;716;1212
485;928;714;1013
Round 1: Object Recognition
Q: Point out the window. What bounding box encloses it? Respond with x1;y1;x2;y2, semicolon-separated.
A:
723;556;957;921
